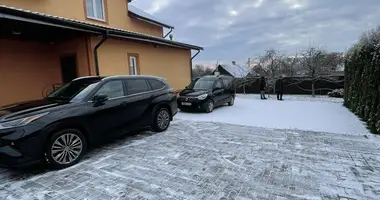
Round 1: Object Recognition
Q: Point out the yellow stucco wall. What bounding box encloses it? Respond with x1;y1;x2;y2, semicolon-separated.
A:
1;0;164;37
0;37;92;106
126;17;164;37
54;37;91;77
91;38;191;89
0;39;62;106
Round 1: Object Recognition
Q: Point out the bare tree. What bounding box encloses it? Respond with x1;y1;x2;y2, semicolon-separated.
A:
297;47;344;96
257;49;284;94
192;64;213;79
279;53;300;77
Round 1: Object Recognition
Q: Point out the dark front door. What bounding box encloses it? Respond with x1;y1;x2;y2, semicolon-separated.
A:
60;55;78;83
212;79;225;105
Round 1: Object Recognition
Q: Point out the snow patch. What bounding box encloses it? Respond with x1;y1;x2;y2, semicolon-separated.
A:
176;95;370;135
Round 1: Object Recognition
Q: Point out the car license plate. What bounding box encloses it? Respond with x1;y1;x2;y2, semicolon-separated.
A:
181;102;192;106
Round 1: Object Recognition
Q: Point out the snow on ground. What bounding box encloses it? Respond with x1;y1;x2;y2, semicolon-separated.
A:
1;120;379;200
0;95;379;200
177;94;370;135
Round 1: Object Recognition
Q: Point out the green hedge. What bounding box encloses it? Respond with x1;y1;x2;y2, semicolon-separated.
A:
344;26;380;134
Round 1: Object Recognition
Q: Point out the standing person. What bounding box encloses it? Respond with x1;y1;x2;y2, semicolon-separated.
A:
259;77;267;100
275;76;284;100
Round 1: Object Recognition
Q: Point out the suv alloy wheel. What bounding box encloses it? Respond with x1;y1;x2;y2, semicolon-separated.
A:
152;108;171;132
46;129;87;169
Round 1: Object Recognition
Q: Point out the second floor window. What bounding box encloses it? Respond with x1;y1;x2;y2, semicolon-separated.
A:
86;0;105;21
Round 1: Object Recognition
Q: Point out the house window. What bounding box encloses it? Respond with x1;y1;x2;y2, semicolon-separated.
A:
128;54;140;75
86;0;105;21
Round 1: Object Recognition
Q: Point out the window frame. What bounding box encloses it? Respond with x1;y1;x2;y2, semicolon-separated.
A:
128;53;140;75
124;79;151;96
85;0;107;22
92;80;126;100
147;79;166;91
222;78;232;89
213;79;224;89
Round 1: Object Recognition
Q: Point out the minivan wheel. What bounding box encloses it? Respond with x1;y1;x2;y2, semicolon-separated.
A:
152;108;171;132
228;97;235;106
45;129;87;169
205;100;214;113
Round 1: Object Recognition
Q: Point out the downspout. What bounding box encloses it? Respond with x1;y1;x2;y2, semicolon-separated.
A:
164;28;173;38
94;31;109;76
190;50;201;81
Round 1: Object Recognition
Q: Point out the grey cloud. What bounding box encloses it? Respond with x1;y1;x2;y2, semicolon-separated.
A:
131;0;380;64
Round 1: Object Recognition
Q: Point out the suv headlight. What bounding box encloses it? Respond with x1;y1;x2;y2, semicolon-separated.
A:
0;112;49;130
197;94;208;100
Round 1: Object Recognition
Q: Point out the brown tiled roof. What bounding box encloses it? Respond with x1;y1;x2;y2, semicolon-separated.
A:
0;5;203;50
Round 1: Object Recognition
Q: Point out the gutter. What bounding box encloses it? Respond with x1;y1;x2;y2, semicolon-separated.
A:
94;31;109;76
164;28;174;39
0;6;203;50
190;50;201;80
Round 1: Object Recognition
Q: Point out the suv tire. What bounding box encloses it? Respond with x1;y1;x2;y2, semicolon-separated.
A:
45;129;87;169
152;107;171;132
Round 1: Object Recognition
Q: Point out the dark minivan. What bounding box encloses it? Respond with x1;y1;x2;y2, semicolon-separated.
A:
0;75;177;169
177;75;235;113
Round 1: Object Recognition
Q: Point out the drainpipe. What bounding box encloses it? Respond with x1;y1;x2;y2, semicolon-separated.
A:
190;50;201;81
164;28;173;38
94;31;109;76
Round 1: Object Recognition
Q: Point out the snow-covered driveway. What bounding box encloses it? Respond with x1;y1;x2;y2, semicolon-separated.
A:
177;94;369;135
0;95;379;200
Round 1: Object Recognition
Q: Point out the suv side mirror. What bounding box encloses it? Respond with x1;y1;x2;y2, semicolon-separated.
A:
93;94;108;105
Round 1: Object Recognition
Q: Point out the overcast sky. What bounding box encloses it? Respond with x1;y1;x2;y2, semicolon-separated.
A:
131;0;380;66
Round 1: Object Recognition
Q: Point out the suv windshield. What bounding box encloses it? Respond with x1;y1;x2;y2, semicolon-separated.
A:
48;79;101;102
192;79;215;90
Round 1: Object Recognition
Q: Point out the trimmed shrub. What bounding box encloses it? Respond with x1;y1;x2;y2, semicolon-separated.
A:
345;26;380;134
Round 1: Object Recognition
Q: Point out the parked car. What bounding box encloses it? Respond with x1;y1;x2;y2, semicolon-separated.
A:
327;88;344;98
177;75;235;113
0;75;177;169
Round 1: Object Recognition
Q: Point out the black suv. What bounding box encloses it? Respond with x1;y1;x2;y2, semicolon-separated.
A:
0;75;177;169
177;75;235;113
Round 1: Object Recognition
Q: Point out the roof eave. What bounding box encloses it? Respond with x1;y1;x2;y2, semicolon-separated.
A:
128;12;174;29
0;6;203;51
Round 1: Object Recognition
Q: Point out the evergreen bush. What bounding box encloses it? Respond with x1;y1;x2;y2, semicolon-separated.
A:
345;26;380;134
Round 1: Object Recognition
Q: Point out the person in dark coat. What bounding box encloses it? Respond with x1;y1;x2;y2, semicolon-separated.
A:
275;76;284;100
259;77;267;100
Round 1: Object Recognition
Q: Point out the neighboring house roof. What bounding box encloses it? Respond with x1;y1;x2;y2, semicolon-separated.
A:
217;64;251;78
128;5;173;29
0;5;203;50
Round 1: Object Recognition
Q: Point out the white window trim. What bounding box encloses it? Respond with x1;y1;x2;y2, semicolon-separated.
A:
129;56;138;75
86;0;106;22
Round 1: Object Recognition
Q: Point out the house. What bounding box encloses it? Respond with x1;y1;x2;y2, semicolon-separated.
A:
0;0;203;106
214;64;251;78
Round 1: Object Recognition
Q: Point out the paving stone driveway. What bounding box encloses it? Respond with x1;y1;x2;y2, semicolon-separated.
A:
1;119;380;200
